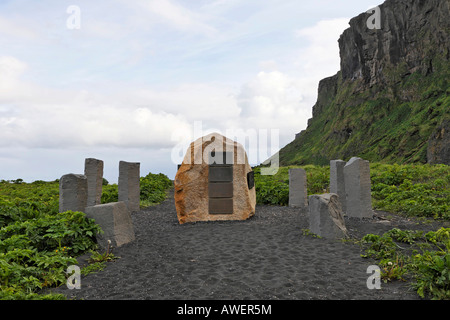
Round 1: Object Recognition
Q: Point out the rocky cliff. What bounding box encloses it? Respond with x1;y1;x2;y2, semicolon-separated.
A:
279;0;449;166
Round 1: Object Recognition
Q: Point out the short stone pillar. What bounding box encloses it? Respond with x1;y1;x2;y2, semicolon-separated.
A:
59;174;88;213
289;168;307;208
308;193;348;239
118;161;140;212
344;157;373;219
85;201;135;250
84;158;104;207
330;160;347;213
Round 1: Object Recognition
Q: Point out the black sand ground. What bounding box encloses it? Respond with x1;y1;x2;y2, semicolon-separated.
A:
53;191;446;300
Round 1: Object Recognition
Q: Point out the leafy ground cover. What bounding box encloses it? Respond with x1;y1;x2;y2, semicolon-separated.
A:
360;227;450;299
255;163;449;220
0;172;172;299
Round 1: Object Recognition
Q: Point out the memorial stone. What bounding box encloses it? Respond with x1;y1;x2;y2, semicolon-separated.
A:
174;132;256;224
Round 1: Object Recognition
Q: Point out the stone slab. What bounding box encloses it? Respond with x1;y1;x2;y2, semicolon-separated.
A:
343;157;373;219
118;161;140;212
59;174;88;213
84;158;104;207
85;201;135;250
330;160;347;213
289;168;307;208
308;193;348;239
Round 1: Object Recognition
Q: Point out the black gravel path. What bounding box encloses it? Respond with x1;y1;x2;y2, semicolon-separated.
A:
51;190;444;300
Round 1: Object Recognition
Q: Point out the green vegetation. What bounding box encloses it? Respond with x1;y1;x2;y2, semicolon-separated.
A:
255;163;449;220
0;172;172;300
254;165;329;206
371;163;450;220
101;172;172;207
360;227;450;300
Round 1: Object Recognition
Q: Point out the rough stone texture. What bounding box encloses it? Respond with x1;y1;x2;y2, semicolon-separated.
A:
118;161;140;212
308;193;348;239
427;119;450;165
289;168;307;208
330;160;347;213
84;158;104;207
59;174;88;213
339;0;449;88
344;157;373;219
85;201;135;250
174;132;256;224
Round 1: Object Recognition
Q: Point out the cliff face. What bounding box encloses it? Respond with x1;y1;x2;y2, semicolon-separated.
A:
279;0;449;166
339;0;449;88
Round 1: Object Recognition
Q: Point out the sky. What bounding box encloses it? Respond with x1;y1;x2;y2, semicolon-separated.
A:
0;0;382;182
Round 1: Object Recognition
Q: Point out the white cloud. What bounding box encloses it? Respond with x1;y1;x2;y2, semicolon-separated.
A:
0;16;39;40
294;18;350;77
132;0;217;37
0;56;28;91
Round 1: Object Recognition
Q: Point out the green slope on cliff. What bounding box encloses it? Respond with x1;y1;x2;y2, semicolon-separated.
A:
280;59;449;166
278;0;449;166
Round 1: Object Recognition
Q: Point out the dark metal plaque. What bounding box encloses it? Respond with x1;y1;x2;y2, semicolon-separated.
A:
209;151;233;166
209;166;233;182
247;171;254;189
209;182;233;198
209;198;233;214
208;151;234;215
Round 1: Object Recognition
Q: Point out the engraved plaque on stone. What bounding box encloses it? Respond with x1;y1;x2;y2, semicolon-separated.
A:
209;166;233;182
208;151;233;214
209;182;233;198
209;198;233;214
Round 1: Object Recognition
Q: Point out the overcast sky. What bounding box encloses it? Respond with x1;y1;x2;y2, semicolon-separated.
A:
0;0;382;182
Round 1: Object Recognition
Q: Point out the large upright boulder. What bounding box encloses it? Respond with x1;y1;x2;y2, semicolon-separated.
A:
174;133;256;224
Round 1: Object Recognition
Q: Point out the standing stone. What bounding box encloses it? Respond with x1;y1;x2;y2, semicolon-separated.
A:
330;160;347;213
344;157;373;219
59;174;88;213
174;132;256;224
289;168;307;208
118;161;140;212
85;201;135;250
308;193;348;239
84;158;104;207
